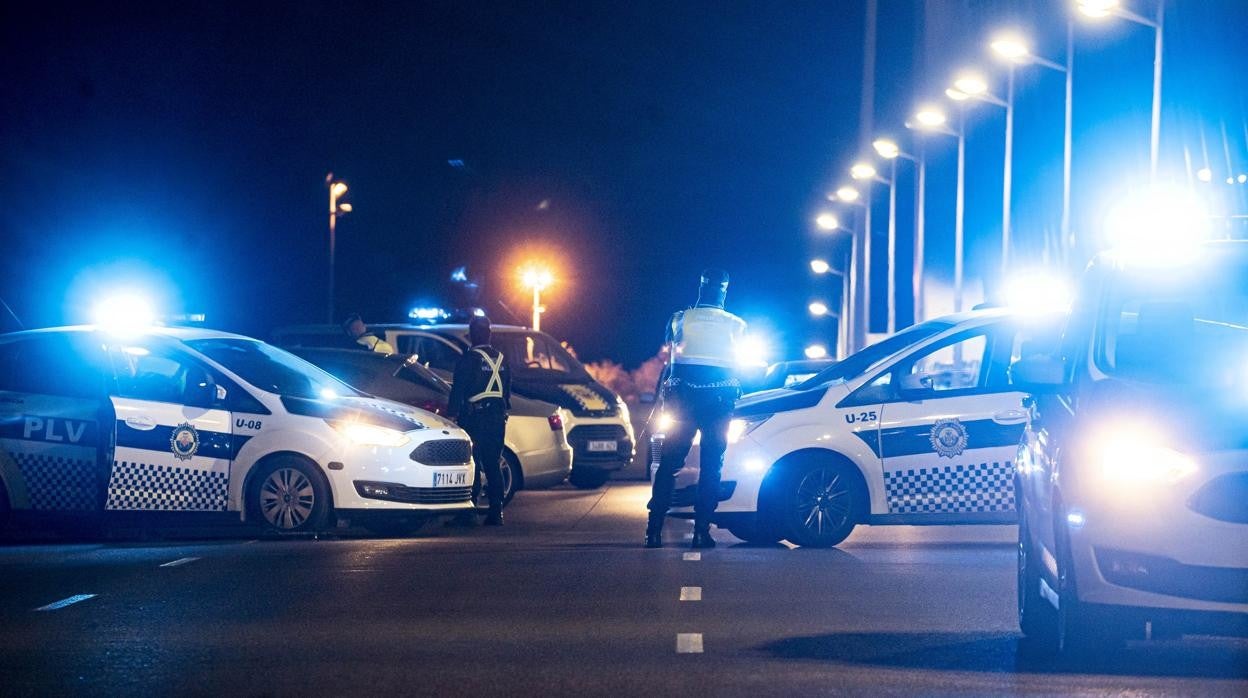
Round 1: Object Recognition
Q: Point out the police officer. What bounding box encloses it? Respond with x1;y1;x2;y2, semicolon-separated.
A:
343;313;395;354
646;269;747;549
447;315;511;526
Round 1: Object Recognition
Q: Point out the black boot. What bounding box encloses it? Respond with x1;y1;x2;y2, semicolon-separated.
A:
484;505;504;526
691;529;716;549
645;516;664;548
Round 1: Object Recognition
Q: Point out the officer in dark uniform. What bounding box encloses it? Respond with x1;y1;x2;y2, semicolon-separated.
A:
448;315;511;526
647;269;747;549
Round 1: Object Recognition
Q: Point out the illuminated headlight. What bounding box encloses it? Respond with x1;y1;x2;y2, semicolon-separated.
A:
615;396;631;421
1096;429;1197;486
727;415;771;444
329;421;411;447
656;412;676;434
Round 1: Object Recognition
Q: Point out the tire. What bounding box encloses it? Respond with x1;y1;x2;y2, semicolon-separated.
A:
727;517;783;545
248;456;331;534
775;460;862;548
1051;505;1128;657
569;467;611;489
1017;498;1057;644
476;452;518;509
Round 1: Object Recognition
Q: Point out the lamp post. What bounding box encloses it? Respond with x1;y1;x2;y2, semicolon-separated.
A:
1077;0;1165;180
521;266;553;332
989;30;1074;264
824;190;864;355
326;174;351;323
947;70;1013;278
873;137;923;330
907;105;966;315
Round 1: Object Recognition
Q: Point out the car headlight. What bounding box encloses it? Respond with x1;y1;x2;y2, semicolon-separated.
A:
656;411;676;434
615;396;631;421
1096;427;1196;486
728;414;772;444
329;421;411;447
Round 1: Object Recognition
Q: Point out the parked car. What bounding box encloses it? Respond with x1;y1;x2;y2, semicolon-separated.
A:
290;348;574;505
0;326;475;536
275;323;635;489
1012;240;1248;654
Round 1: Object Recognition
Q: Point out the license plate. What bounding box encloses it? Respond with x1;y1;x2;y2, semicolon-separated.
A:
587;440;617;453
433;471;468;487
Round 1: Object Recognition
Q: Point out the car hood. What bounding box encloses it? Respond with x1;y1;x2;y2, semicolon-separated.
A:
515;380;619;417
281;395;456;433
1086;379;1248;453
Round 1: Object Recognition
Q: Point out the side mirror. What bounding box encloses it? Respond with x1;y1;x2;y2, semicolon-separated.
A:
1010;355;1066;393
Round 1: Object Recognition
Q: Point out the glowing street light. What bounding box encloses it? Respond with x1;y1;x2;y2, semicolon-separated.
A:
814;212;840;231
1076;0;1165;180
989;33;1031;63
914;106;948;129
875;136;927;328
908;105;967;314
808;301;830;317
872;139;900;160
327;174;352;322
520;265;554;332
810;258;831;274
850;162;878;180
831;186;860;203
953;72;990;96
804;344;828;360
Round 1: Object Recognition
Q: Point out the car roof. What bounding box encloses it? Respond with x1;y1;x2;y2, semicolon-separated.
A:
371;323;532;334
0;325;257;342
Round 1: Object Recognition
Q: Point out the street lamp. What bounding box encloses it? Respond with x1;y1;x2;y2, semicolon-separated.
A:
814;212;840;231
810;258;831;274
874;137;925;328
989;30;1073;266
521;266;554;332
907;104;967;315
950;66;1014;275
808;301;830;317
327;174;351;322
1076;0;1165;180
821;190;862;356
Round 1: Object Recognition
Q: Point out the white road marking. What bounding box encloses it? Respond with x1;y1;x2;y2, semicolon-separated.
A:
35;594;97;612
676;633;704;653
680;586;702;601
242;539;260;545
779;540;798;550
160;556;200;568
682;552;701;561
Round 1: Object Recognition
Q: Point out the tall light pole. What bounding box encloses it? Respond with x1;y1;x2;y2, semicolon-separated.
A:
825;190;864;355
873;138;923;330
1077;0;1165;180
908;105;966;314
947;71;1012;279
521;266;553;332
989;31;1073;263
326;174;351;323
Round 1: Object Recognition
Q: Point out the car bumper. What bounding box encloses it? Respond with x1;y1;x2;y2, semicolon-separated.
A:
566;416;635;471
516;442;575;487
323;439;476;512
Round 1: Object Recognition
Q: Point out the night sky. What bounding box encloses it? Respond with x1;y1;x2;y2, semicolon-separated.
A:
3;1;1245;365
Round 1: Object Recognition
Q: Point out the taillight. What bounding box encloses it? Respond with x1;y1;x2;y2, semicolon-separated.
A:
548;413;564;431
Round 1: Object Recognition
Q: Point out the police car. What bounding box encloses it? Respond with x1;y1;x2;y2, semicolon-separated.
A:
1013;240;1248;653
659;308;1064;547
0;326;476;535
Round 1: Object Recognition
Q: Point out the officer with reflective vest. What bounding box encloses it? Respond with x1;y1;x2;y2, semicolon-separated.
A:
646;268;747;549
448;315;511;526
343;313;395;354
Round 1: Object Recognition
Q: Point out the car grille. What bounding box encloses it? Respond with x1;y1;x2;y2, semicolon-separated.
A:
410;439;472;465
354;481;473;505
1095;548;1248;604
567;425;630;462
1188;472;1248;524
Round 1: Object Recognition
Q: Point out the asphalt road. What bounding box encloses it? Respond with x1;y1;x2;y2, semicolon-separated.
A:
2;482;1246;696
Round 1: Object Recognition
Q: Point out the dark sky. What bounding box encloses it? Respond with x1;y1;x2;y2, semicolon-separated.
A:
2;1;1244;365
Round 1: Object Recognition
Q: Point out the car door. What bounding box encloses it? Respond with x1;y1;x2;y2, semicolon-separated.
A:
0;332;112;513
103;338;235;512
873;324;1028;520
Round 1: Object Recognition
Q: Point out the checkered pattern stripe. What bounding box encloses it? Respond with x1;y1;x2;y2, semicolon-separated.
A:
11;452;97;511
883;460;1015;514
106;461;229;511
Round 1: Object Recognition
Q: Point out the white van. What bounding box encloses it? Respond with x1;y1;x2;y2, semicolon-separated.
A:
0;326;475;535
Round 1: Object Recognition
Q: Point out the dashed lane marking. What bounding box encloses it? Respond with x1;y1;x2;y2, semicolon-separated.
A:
676;633;704;653
160;557;200;568
780;540;798;550
683;552;701;561
35;594;97;612
680;586;702;601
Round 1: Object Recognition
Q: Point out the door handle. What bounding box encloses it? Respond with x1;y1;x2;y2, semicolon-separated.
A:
124;416;157;431
992;409;1027;425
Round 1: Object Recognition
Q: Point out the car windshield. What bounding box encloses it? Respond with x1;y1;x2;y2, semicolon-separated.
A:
188;338;364;399
490;332;592;381
794;319;954;389
395;356;451;393
1097;252;1248;389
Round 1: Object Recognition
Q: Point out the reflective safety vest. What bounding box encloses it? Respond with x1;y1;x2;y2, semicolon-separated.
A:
670;306;747;368
356;335;395;354
469;348;505;403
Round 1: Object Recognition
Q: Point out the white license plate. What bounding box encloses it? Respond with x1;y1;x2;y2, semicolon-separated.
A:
587;440;617;453
433;471;468;487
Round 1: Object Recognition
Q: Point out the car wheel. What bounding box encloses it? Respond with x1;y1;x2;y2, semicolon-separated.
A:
476;453;517;509
1017;498;1057;646
727;517;783;545
777;461;861;548
568;467;610;489
1053;510;1126;657
248;456;331;534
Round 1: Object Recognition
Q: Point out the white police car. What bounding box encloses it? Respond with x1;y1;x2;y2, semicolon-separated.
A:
660;308;1064;547
0;325;476;534
1013;240;1248;653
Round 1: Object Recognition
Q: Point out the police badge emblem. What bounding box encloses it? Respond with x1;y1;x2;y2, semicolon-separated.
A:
929;418;968;459
170;422;200;461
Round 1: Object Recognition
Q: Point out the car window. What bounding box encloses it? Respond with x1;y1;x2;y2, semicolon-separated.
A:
107;341;219;407
491;332;590;380
0;334;107;399
848;328;997;405
907;332;989;393
398;336;461;372
186;338;364;400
